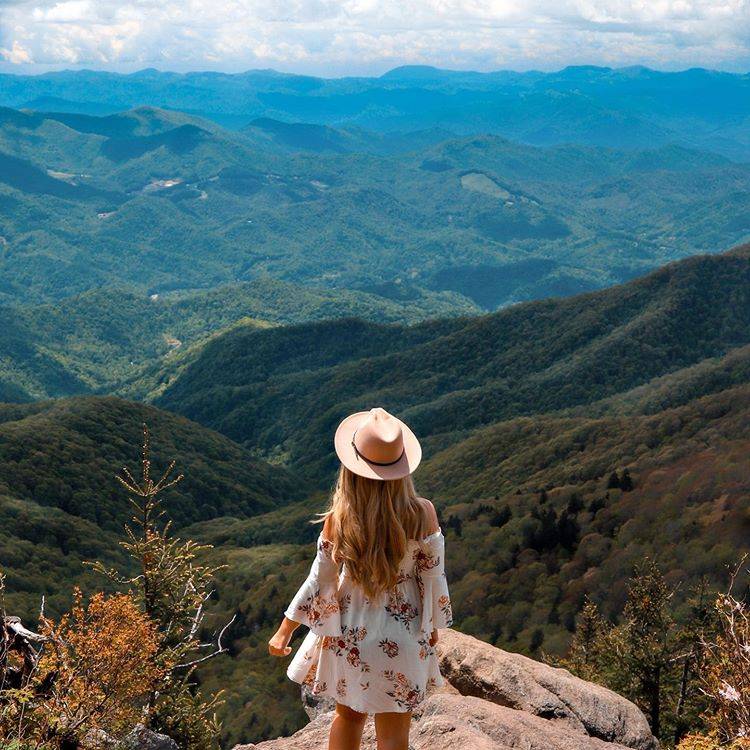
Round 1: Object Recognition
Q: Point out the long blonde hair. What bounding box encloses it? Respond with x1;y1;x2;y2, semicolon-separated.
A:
319;465;428;598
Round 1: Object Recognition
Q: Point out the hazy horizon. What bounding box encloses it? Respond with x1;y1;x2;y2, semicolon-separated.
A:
2;0;749;77
2;61;749;80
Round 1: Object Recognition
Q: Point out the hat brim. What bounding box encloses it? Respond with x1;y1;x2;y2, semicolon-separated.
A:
334;411;422;481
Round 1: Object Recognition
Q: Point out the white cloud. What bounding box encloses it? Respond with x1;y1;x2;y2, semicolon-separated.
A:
0;0;748;74
0;39;32;63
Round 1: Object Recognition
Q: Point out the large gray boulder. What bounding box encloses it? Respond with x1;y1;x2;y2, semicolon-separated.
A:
233;629;659;750
437;629;658;750
122;724;179;750
416;693;650;750
82;724;179;750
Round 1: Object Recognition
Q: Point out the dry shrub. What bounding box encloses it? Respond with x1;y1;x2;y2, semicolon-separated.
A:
679;734;750;750
696;590;750;742
678;563;750;750
40;589;161;742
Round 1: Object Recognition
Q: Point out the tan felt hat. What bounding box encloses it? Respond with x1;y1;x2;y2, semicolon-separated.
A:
334;407;422;480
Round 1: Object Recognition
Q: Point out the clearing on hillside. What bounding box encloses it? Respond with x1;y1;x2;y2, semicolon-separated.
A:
460;171;511;199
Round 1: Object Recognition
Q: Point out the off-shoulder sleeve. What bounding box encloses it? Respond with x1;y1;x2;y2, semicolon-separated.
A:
414;529;453;633
284;534;344;637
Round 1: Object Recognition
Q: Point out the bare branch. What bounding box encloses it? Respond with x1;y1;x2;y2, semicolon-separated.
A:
173;615;236;671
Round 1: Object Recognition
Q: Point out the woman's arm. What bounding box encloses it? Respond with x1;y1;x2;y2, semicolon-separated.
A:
268;616;300;657
269;519;340;657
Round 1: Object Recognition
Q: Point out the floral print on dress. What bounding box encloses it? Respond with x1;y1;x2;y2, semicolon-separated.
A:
319;537;334;555
326;625;371;673
383;670;425;711
336;677;347;698
311;680;328;696
379;638;400;658
296;588;341;628
385;586;419;631
302;661;319;688
438;593;453;624
413;546;440;574
417;636;434;661
412;545;440;600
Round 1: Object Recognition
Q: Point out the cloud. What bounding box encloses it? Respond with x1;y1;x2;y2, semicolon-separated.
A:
0;0;749;74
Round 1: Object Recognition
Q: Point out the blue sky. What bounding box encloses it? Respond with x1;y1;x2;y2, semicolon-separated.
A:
1;0;748;76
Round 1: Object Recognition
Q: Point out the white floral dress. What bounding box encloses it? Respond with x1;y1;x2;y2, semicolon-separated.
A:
285;529;453;714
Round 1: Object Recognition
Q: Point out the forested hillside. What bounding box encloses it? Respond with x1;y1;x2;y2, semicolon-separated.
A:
158;245;750;482
4;366;749;744
0;279;477;402
0;396;305;530
1;245;748;743
1;105;749;312
0;397;308;621
186;381;750;744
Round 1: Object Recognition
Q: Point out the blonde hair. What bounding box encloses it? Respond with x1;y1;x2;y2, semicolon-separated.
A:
319;465;429;598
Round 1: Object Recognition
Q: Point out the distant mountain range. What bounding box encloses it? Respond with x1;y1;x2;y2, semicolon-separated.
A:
2;66;750;159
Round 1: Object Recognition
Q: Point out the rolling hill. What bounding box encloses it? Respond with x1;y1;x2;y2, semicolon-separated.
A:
0;279;478;402
1;105;749;315
0;396;306;530
0;395;310;624
2;245;750;743
3;363;749;745
157;244;750;482
241;117;455;155
186;378;750;745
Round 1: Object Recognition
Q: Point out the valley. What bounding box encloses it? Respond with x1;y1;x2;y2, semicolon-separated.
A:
1;99;749;405
0;104;748;314
157;247;750;481
0;279;477;401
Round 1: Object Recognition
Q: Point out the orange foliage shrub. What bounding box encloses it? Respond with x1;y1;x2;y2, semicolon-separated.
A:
40;589;161;741
678;570;750;750
679;734;750;750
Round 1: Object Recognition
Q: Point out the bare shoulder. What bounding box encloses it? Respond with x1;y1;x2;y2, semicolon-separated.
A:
417;497;440;535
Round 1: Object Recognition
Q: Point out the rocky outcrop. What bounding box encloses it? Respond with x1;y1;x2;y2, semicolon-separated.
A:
83;725;178;750
438;629;657;749
235;629;659;750
122;725;179;750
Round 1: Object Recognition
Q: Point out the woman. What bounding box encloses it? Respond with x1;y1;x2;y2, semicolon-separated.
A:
268;407;453;750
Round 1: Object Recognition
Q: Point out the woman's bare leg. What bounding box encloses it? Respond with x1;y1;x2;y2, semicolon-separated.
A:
329;702;367;750
374;711;412;750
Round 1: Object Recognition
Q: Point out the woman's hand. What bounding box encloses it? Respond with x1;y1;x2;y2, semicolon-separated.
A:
429;629;439;647
268;617;299;657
